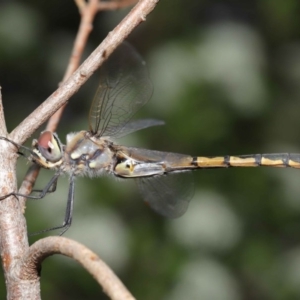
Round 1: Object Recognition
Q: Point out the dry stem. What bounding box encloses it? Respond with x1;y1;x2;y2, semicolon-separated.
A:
0;0;160;299
16;237;136;300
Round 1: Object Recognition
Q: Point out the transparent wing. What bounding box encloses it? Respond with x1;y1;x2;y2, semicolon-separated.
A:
89;42;153;138
135;171;195;218
113;119;164;138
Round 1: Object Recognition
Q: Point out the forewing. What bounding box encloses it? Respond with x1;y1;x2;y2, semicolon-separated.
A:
89;42;153;137
113;119;165;138
135;171;194;218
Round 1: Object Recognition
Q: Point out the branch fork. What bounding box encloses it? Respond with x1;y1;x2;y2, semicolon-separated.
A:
0;1;160;299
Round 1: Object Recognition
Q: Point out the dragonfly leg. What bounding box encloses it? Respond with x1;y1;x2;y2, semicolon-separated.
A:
31;177;58;195
29;174;75;236
58;174;75;236
0;173;61;201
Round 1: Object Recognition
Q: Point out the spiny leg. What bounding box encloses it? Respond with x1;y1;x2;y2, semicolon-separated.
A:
0;173;61;201
59;173;75;236
29;174;75;236
31;176;59;195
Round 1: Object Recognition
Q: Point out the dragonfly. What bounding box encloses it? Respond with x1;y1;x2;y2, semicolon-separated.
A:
2;42;300;235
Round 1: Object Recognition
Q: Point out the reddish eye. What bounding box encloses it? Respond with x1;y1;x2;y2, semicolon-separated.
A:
37;131;62;162
38;131;53;149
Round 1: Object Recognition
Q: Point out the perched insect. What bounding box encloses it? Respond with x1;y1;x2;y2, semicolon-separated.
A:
2;42;300;235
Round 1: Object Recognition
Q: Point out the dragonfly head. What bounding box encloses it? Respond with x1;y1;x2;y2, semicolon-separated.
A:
32;131;63;169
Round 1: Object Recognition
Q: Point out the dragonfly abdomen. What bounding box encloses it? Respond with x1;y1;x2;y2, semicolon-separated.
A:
192;153;300;169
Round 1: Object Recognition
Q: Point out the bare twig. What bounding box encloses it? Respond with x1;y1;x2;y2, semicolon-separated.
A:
75;0;138;13
98;0;138;10
47;0;99;133
18;0;100;209
17;0;159;210
74;0;87;12
0;91;30;297
17;237;136;300
18;165;41;213
47;0;138;134
10;0;159;145
0;88;7;136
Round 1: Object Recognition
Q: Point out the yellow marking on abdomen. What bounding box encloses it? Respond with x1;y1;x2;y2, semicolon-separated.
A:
195;157;228;168
229;156;258;167
192;153;300;169
287;160;300;168
260;157;286;167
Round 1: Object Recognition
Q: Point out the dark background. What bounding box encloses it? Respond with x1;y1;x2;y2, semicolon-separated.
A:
1;1;300;299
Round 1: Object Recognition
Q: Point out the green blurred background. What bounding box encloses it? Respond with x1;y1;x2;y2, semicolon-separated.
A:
1;0;300;299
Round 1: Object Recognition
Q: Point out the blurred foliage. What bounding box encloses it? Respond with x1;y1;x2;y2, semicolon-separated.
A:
1;0;300;299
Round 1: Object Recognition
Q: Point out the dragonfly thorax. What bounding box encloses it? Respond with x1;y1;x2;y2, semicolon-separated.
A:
63;131;114;176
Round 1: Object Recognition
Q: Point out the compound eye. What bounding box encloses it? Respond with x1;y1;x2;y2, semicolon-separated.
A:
37;131;62;162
